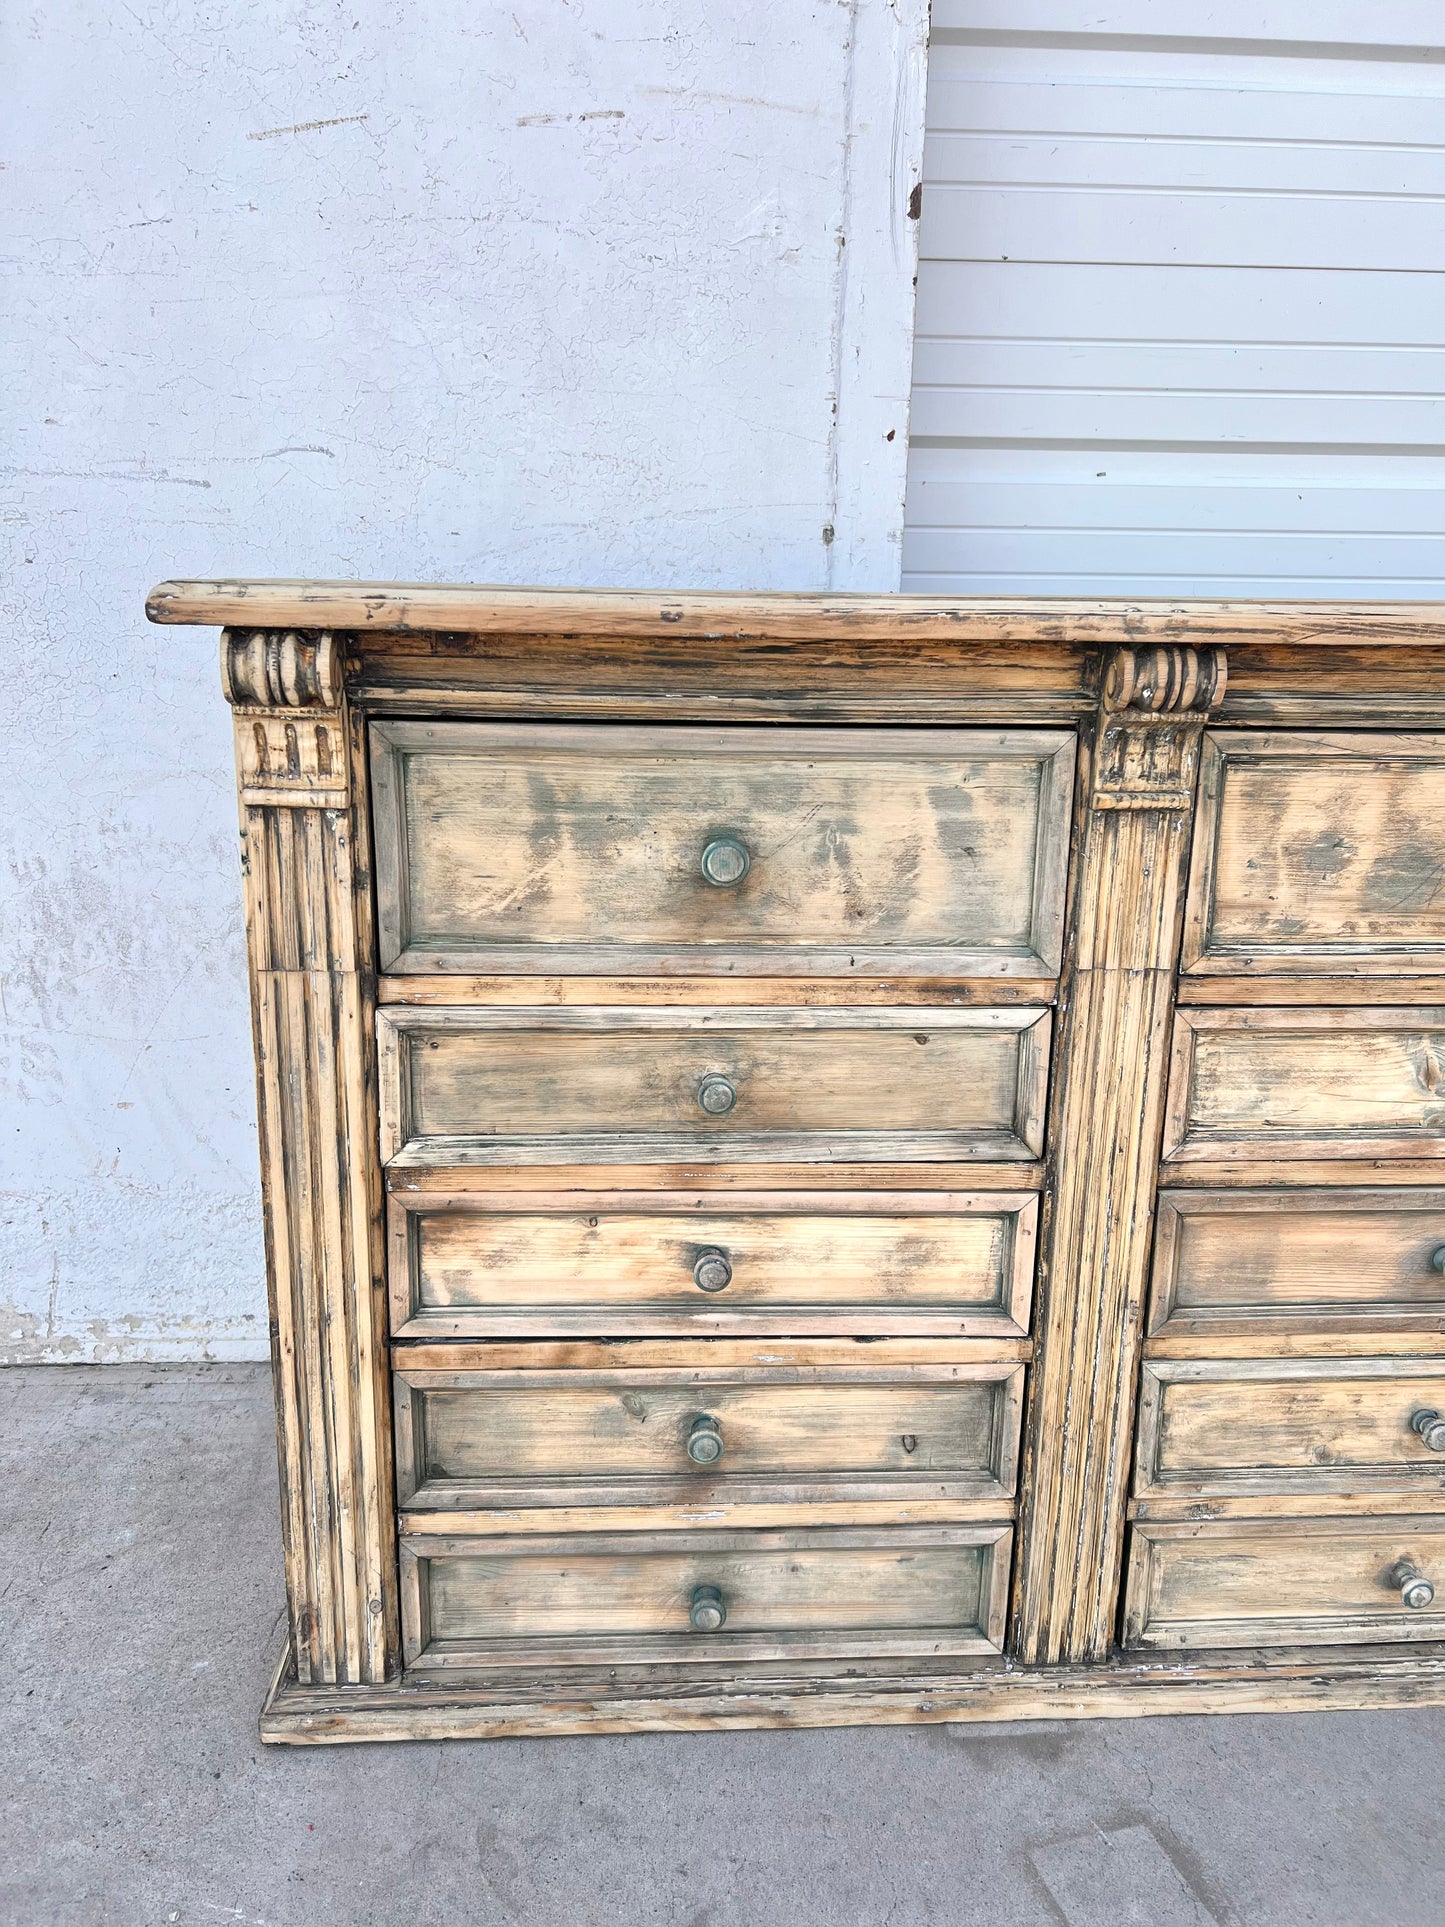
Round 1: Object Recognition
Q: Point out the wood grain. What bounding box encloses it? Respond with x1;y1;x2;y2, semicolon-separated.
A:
370;721;1074;978
1013;644;1226;1666
1123;1517;1445;1650
1163;1007;1445;1164
400;1524;1012;1667
222;629;397;1687
388;1190;1038;1339
379;974;1059;1008
391;1338;1032;1370
1148;1187;1445;1340
147;580;1445;646
378;1006;1051;1167
1183;731;1445;977
393;1363;1024;1511
259;1641;1445;1743
1134;1358;1445;1499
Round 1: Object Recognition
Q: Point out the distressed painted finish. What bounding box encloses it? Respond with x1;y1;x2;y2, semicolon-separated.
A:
221;629;398;1687
377;1005;1051;1166
1013;643;1227;1666
401;1524;1012;1668
1123;1518;1445;1650
149;581;1445;644
371;722;1075;978
1148;1188;1445;1341
389;1190;1037;1339
1163;1007;1445;1164
1183;732;1445;977
1133;1359;1445;1500
392;1361;1024;1510
187;583;1445;1743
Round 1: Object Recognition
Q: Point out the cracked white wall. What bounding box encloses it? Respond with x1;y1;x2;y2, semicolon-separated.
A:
1;1;927;1360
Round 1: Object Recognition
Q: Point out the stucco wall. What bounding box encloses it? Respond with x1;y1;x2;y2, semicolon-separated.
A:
2;1;926;1361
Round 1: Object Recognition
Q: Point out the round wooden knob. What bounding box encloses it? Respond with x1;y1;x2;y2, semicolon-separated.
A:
696;1073;737;1116
686;1415;724;1465
692;1247;733;1292
1412;1408;1445;1453
1389;1559;1435;1610
689;1584;727;1633
700;835;750;887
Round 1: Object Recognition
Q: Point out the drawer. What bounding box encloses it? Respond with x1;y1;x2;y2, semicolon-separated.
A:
1162;1008;1445;1164
370;721;1074;978
393;1360;1025;1509
1149;1188;1445;1341
389;1189;1038;1338
379;1006;1051;1166
1134;1359;1445;1501
401;1524;1012;1667
1183;731;1445;979
1123;1518;1445;1650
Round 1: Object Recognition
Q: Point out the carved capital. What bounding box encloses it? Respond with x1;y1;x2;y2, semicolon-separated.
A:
1101;644;1227;716
1091;645;1226;813
221;629;341;711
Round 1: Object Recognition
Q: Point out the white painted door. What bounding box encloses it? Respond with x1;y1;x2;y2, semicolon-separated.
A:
903;3;1445;597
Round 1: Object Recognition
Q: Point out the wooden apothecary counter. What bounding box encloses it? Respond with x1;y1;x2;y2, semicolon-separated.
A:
147;580;1445;1742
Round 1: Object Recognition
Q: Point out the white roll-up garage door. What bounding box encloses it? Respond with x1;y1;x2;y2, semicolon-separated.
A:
902;3;1445;596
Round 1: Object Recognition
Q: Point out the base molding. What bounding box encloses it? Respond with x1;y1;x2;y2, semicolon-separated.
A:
259;1640;1445;1745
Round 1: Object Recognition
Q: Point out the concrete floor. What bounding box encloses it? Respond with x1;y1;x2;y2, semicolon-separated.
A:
2;1368;1443;1927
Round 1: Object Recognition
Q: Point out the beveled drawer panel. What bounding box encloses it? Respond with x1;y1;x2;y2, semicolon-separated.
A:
1149;1189;1445;1341
393;1361;1025;1509
1135;1359;1445;1501
1183;731;1445;979
370;721;1074;977
1162;1008;1445;1164
389;1189;1037;1338
401;1524;1012;1667
1123;1518;1445;1650
379;1006;1051;1166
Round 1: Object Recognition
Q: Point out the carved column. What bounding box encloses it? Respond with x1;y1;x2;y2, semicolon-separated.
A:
223;630;398;1684
1014;643;1227;1665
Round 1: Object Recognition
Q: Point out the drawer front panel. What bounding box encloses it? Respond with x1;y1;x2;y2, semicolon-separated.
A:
371;722;1074;978
402;1525;1011;1665
1135;1360;1445;1499
1162;1009;1445;1164
380;1008;1050;1165
1124;1519;1445;1649
1183;731;1445;978
394;1365;1024;1508
1150;1189;1445;1338
390;1191;1037;1338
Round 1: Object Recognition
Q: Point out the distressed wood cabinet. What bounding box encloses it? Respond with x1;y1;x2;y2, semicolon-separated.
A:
146;581;1445;1742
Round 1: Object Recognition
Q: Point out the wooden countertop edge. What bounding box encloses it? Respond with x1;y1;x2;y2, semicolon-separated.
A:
145;580;1445;644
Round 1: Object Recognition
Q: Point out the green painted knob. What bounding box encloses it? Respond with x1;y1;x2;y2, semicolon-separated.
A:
1389;1559;1435;1611
692;1248;733;1293
689;1584;727;1633
686;1415;724;1466
697;1074;736;1116
701;835;750;887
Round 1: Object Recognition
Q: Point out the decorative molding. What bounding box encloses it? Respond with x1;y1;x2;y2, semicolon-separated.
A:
221;629;341;711
1014;645;1226;1666
228;669;398;1686
1102;644;1227;715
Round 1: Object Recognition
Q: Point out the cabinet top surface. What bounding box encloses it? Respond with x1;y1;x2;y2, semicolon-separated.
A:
146;579;1445;646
